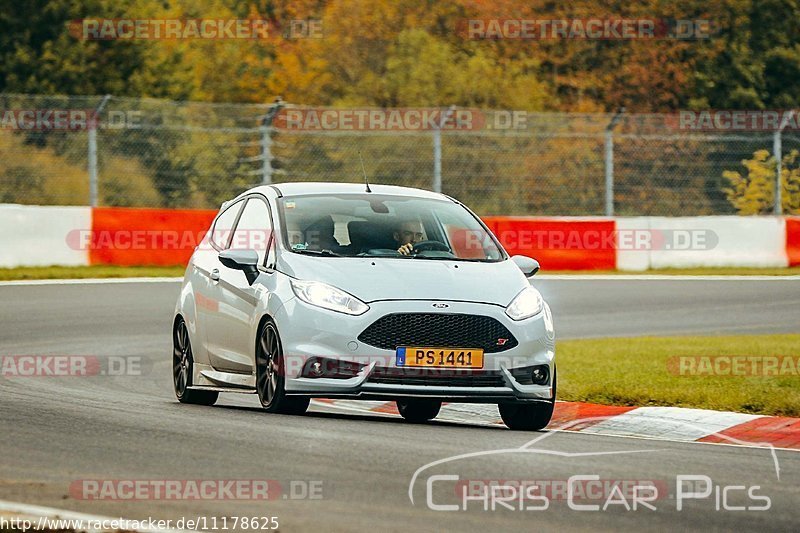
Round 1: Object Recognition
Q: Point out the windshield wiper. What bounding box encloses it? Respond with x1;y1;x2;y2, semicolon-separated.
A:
292;248;342;257
410;255;499;262
409;254;455;260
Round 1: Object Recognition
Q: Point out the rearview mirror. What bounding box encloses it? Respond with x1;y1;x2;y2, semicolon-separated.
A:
511;255;540;277
219;249;260;285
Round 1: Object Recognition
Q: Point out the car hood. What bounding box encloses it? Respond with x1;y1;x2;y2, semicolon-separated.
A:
277;254;529;306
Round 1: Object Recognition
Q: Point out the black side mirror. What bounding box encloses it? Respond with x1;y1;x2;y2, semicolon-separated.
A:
511;255;540;277
219;249;260;285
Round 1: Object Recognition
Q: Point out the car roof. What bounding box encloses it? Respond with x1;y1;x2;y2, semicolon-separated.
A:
246;182;452;201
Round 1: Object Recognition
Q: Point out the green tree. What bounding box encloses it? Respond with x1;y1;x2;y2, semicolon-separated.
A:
690;0;800;110
0;0;150;95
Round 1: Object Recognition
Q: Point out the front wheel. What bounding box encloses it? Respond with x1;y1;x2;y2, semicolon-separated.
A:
499;369;556;431
397;399;442;423
256;320;309;415
173;317;218;406
498;401;554;431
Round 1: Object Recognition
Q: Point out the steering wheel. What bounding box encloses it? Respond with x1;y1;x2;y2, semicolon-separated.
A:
412;240;451;253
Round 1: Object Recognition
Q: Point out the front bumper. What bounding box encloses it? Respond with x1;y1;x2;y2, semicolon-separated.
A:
275;297;556;403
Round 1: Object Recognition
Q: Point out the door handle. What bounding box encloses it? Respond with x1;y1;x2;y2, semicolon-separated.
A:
210;269;220;282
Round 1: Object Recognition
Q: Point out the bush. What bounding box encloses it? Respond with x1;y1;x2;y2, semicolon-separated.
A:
0;131;161;206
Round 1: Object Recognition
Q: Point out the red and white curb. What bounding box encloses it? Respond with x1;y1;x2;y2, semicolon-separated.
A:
311;399;800;451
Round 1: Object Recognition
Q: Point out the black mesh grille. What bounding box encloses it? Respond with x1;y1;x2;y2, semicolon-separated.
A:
368;367;506;387
357;313;518;353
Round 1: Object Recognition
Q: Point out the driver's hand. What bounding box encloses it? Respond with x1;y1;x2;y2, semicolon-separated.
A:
398;243;414;255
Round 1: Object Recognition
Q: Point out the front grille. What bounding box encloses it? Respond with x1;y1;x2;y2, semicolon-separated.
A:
357;313;518;353
368;367;506;387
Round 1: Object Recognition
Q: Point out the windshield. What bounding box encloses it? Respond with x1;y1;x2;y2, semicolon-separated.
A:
277;194;505;262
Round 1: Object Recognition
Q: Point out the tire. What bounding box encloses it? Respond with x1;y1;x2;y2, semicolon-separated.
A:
173;317;218;406
397;399;442;423
499;368;557;431
256;319;309;415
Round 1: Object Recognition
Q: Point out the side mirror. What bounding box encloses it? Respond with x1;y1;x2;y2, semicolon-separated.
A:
219;249;260;285
511;255;540;277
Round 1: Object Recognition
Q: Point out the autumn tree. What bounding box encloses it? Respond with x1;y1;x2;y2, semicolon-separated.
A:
723;149;800;214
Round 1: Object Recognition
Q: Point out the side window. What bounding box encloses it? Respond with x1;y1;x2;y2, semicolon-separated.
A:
211;200;244;250
435;210;499;260
230;197;273;265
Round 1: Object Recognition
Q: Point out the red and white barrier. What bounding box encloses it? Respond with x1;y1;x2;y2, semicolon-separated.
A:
616;216;790;271
787;217;800;267
485;216;617;270
88;207;215;266
1;205;799;270
0;205;91;268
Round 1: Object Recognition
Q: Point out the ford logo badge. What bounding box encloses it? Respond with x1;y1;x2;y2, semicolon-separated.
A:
432;303;449;308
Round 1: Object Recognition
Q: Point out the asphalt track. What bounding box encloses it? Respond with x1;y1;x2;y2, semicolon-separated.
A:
0;278;798;531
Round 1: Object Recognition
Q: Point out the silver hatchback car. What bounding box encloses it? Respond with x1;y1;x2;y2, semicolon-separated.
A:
173;182;556;430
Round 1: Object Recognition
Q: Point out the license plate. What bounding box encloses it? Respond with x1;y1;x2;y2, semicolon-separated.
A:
396;347;484;369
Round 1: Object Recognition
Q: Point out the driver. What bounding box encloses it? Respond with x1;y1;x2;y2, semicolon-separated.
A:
393;219;425;255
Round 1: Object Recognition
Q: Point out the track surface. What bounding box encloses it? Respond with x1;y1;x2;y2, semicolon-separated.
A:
1;279;799;531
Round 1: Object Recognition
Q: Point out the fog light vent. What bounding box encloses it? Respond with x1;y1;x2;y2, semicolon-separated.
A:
531;365;550;386
509;364;550;385
301;357;366;379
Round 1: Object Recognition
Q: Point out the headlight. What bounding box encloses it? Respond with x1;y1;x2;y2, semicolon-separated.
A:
290;279;369;316
505;286;544;321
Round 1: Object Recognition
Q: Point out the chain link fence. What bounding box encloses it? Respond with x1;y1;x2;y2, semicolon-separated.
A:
1;93;798;215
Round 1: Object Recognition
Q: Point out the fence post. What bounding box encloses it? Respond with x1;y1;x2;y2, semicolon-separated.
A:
773;111;794;215
604;107;625;217
88;94;111;207
433;106;456;193
260;98;284;186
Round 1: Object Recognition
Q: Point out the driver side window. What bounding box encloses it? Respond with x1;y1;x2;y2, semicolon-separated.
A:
230;197;273;266
435;210;496;259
